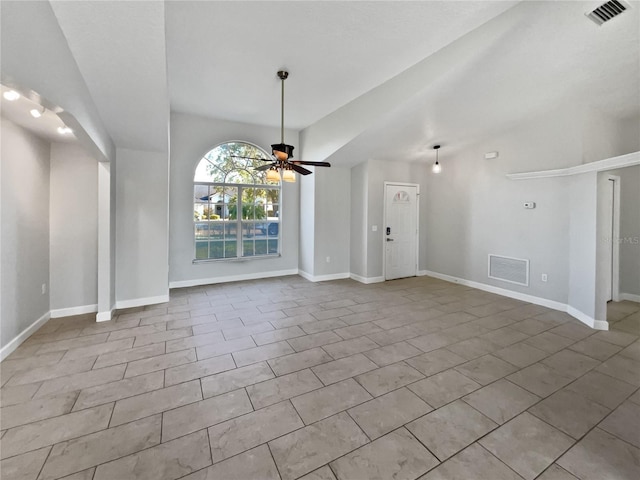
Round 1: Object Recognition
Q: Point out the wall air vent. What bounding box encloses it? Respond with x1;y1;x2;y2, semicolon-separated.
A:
586;0;630;26
488;254;529;287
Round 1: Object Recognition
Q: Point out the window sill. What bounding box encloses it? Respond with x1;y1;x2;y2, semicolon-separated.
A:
192;254;281;265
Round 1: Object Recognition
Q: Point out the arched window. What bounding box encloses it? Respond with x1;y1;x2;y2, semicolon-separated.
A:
193;142;280;260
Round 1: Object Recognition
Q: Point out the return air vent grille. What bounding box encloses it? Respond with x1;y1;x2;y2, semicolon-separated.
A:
488;255;529;287
586;0;630;25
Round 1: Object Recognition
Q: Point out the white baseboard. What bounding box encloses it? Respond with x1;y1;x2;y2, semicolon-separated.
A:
298;270;350;282
115;294;170;310
620;293;640;303
350;273;385;284
420;270;567;311
420;269;610;330
169;269;299;289
50;304;98;319
96;308;114;322
567;306;609;331
1;311;50;361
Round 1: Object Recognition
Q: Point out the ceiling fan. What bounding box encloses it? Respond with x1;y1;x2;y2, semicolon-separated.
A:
231;70;330;182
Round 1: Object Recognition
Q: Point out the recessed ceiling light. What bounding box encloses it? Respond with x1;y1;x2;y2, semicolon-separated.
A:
3;90;20;101
57;126;73;135
30;108;43;118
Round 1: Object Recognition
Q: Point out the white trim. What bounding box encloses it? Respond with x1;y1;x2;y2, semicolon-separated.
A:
420;270;566;311
567;306;609;331
50;304;97;319
420;269;611;330
507;151;640;180
350;273;385;284
115;294;170;310
606;174;621;302
96;308;114;322
383;182;420;281
1;311;50;361
169;269;299;289
620;293;640;303
298;271;350;282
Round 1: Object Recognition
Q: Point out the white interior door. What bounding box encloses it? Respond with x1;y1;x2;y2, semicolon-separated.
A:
384;183;418;280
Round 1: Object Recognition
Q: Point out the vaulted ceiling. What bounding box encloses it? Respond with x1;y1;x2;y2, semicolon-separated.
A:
45;1;639;165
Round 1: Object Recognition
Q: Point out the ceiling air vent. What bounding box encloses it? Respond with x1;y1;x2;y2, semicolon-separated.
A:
586;0;630;26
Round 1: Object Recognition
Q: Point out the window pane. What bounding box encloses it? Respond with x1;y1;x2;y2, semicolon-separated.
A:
224;241;237;258
209;222;224;240
268;203;279;220
266;222;279;237
255;239;268;255
268;239;278;254
195;241;209;259
242;222;256;238
209;240;224;259
194;222;209;240
224;223;236;240
243;240;255;257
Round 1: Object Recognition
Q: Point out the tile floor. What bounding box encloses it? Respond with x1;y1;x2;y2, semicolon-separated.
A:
1;275;639;480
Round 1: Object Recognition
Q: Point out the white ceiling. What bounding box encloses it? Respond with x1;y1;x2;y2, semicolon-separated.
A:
36;0;639;165
327;0;640;166
165;0;517;130
50;0;169;152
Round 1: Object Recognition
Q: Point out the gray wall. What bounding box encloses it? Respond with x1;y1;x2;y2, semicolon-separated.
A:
116;148;169;303
569;173;598;318
350;162;368;278
298;171;315;276
169;112;299;285
1;119;51;349
312;167;351;277
422;109;640;307
50;142;98;310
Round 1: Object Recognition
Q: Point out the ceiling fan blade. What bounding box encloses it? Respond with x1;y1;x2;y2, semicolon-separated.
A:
290;164;312;175
230;155;273;162
291;161;331;167
254;163;277;171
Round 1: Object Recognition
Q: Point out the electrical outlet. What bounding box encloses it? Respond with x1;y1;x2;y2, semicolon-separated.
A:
326;256;331;263
541;274;548;282
41;283;47;295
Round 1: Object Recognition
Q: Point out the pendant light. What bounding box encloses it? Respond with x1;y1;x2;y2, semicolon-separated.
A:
432;145;442;173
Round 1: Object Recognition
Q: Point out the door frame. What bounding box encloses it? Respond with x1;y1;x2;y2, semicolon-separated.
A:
382;181;420;281
606;174;621;302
